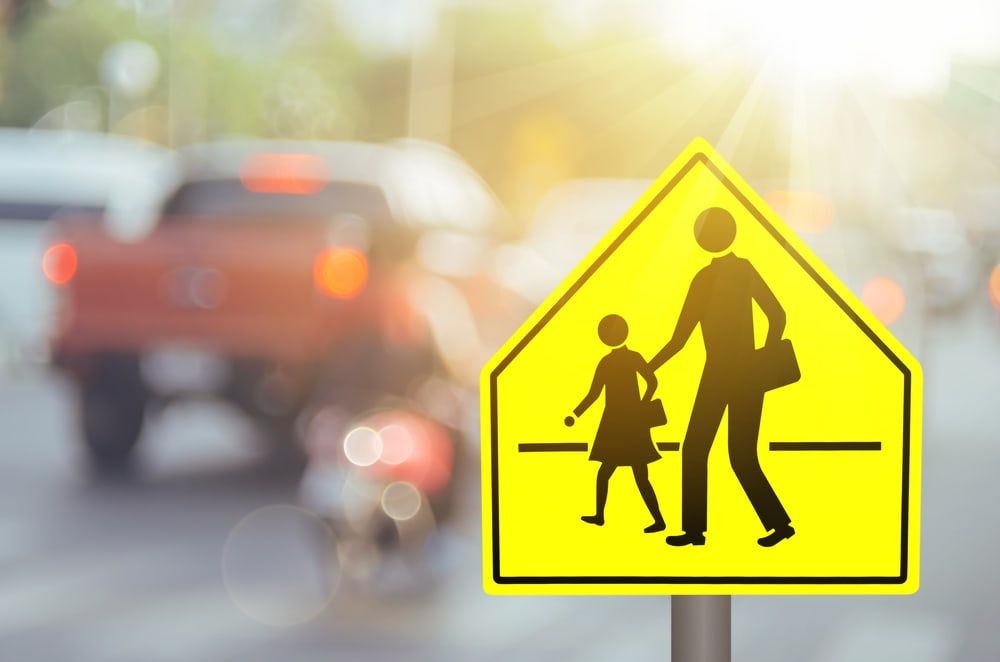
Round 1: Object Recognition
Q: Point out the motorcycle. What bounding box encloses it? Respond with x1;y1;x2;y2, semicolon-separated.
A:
298;385;463;595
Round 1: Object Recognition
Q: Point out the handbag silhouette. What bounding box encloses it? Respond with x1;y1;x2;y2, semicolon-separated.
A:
754;339;800;392
643;398;668;428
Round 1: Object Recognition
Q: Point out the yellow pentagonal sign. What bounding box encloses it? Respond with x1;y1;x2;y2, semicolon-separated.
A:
482;138;921;595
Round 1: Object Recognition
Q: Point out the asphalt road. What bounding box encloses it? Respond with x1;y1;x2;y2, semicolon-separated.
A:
1;298;1000;661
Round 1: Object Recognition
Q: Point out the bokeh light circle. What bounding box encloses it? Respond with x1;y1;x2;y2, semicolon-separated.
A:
861;276;906;326
378;424;415;465
342;426;382;467
380;482;422;521
222;505;337;627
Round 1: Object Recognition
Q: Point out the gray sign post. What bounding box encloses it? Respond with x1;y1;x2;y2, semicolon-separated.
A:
671;595;731;662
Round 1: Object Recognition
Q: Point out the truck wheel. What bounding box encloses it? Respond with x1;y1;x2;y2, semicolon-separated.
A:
79;355;148;472
82;389;145;470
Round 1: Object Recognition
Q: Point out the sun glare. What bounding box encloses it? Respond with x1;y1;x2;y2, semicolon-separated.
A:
653;0;1000;95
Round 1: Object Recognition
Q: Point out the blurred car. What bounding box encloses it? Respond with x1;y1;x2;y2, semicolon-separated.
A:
960;184;1000;263
492;178;652;305
47;138;514;474
0;128;174;373
884;206;978;311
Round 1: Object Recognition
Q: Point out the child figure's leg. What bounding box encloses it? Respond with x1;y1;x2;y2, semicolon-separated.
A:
632;464;666;532
582;463;615;525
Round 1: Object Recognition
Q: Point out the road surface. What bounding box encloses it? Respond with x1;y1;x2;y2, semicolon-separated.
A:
1;300;999;661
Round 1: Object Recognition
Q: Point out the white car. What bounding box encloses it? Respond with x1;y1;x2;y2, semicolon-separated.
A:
493;178;652;304
884;206;978;311
0;129;176;374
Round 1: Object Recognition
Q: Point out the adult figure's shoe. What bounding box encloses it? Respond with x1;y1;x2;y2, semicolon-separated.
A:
758;525;795;547
666;532;705;546
581;514;604;526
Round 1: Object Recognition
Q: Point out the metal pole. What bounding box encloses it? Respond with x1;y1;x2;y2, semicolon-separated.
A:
407;7;454;145
671;595;731;662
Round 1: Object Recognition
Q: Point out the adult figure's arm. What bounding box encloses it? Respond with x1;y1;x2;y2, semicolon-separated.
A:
573;358;605;417
649;272;705;369
638;356;657;403
748;264;785;346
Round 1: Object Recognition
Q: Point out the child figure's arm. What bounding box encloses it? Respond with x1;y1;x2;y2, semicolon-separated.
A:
572;360;605;418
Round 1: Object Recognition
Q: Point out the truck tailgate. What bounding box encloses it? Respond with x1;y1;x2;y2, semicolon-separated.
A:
54;218;354;359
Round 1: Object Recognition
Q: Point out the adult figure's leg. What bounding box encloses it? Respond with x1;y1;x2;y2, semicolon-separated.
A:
631;464;665;532
677;381;726;536
582;463;616;525
727;388;791;534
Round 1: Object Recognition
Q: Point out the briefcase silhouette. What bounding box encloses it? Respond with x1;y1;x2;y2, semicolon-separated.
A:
754;339;800;391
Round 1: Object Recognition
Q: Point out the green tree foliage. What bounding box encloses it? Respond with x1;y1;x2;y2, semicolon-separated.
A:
0;0;387;143
0;1;830;225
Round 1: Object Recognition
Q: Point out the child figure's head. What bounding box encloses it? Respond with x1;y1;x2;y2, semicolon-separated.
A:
598;314;628;347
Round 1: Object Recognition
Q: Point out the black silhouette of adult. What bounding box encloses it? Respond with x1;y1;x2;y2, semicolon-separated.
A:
650;207;794;547
567;314;665;533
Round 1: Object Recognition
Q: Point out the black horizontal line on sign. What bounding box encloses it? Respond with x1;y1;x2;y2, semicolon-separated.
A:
518;443;588;452
518;442;681;453
519;442;881;453
769;442;882;451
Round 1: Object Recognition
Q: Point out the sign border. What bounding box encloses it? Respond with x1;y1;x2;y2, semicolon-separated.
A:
487;145;914;588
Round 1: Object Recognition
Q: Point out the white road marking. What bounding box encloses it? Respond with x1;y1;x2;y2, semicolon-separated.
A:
0;545;176;634
813;610;959;662
71;587;279;662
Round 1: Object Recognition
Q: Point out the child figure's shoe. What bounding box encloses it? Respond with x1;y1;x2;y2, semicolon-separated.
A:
644;519;666;533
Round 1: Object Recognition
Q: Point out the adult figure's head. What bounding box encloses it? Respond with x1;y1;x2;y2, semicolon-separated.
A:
598;314;628;347
694;207;736;253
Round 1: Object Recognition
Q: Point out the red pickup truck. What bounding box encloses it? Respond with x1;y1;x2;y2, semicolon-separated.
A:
48;140;509;470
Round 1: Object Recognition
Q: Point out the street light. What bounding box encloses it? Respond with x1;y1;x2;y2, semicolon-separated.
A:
99;39;161;131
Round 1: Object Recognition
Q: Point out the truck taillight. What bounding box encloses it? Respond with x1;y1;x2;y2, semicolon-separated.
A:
240;153;327;194
313;247;367;299
43;243;78;285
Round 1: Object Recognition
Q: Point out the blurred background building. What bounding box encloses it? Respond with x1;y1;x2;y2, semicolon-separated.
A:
1;0;1000;660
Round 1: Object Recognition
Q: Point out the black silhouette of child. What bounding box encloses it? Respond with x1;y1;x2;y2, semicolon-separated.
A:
566;314;665;533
